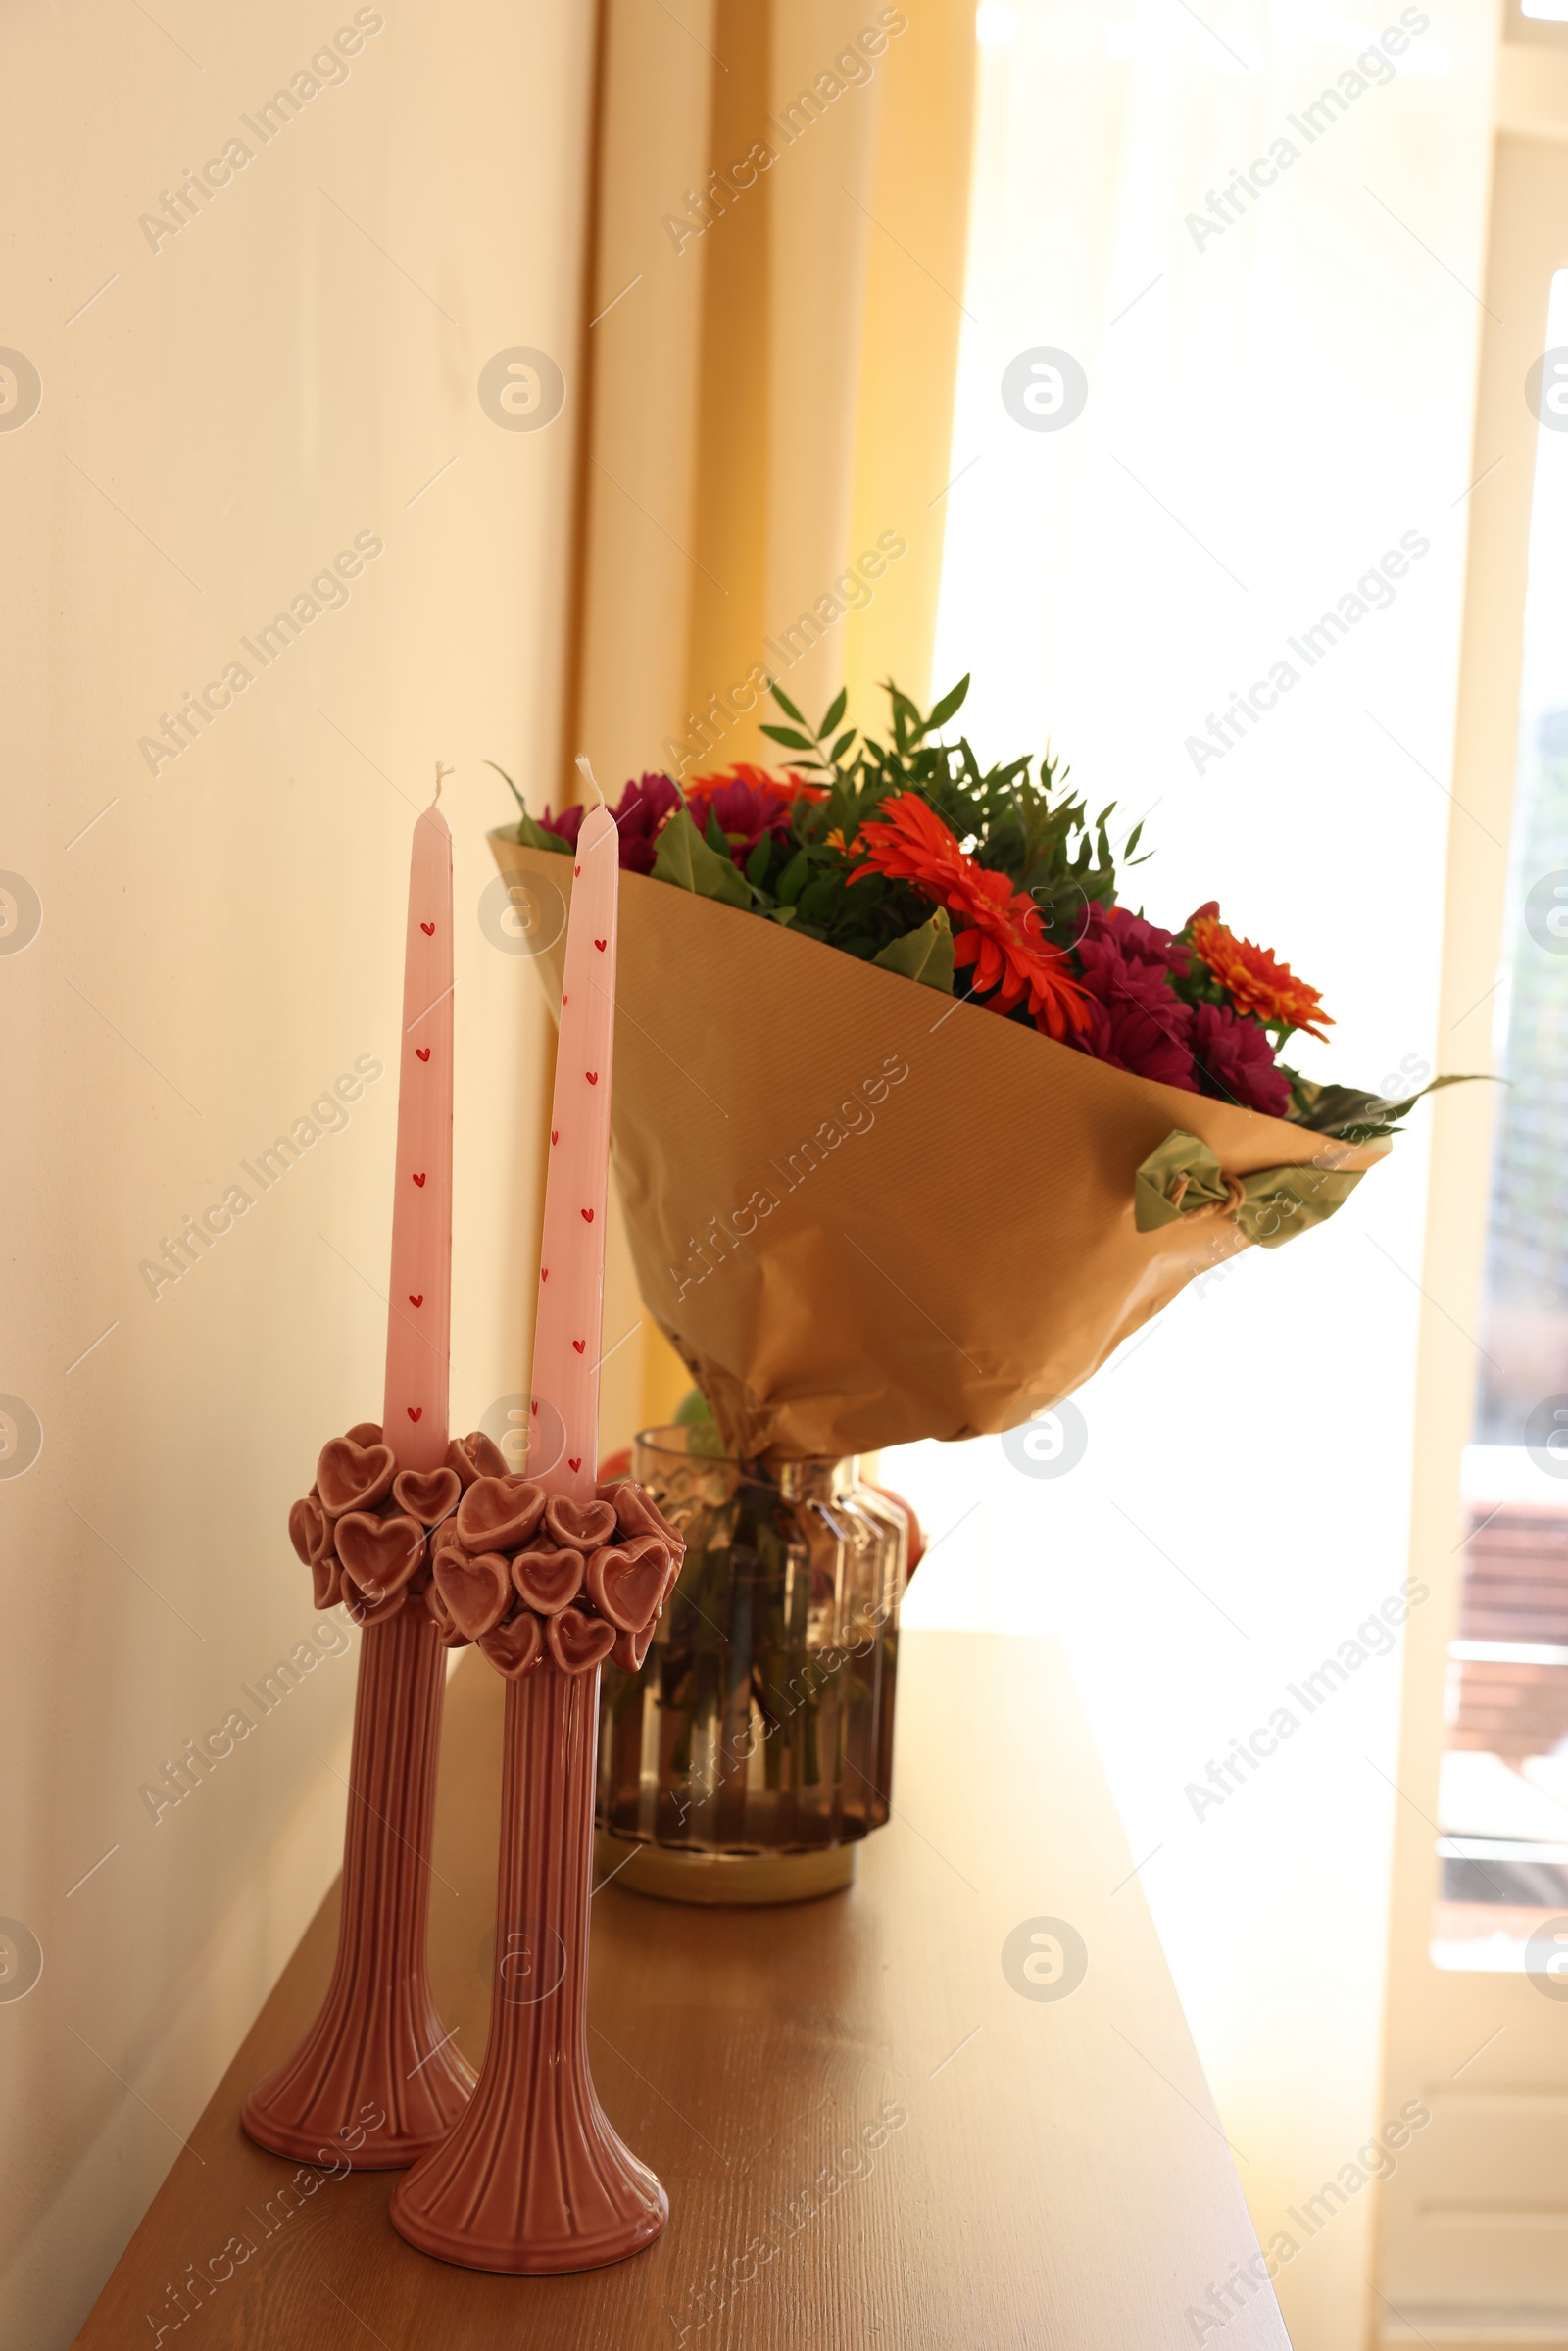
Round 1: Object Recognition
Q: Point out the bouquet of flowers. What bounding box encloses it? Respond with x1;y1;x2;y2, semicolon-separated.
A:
489;680;1454;1460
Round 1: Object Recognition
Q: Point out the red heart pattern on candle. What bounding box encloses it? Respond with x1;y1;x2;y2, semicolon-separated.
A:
335;1511;427;1602
567;1456;581;1473
409;1293;423;1307
393;1464;462;1527
581;1208;594;1223
479;1611;545;1681
317;1436;396;1516
412;1172;426;1187
594;938;606;951
511;1543;585;1615
445;1430;509;1488
416;1048;431;1061
420;921;435;934
572;1339;585;1354
547;1608;616;1675
585;1071;598;1084
540;1267;549;1280
433;1548;513;1640
457;1474;548;1552
551;1130;559;1144
407;1405;422;1422
585;1535;668;1633
544;1495;618;1554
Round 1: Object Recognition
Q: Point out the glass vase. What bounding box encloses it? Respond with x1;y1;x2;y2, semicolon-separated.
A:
594;1428;906;1902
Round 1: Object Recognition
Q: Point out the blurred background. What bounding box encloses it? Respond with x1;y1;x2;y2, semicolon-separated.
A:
3;1;1565;2345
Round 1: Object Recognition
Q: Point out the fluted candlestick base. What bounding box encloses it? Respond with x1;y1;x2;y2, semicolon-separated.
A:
242;1606;474;2168
390;1664;666;2271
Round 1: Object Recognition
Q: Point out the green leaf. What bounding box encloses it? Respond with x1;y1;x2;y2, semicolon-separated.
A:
926;675;971;732
769;683;808;725
745;835;772;888
829;729;857;763
760;723;816;752
798;872;847;926
1286;1070;1491;1139
650;807;750;907
482;759;571;853
890;687;923;745
483;758;527;819
870;908;956;993
819;686;848;739
517;809;572;854
776;848;811;906
704;806;730;857
768;904;800;926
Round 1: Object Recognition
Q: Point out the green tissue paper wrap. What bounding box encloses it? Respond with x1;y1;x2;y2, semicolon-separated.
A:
1135;1129;1368;1251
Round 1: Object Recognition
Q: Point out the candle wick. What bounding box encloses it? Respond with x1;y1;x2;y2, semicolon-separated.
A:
574;755;607;809
432;760;454;807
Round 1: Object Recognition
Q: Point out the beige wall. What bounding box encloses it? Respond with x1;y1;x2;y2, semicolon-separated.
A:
0;6;593;2340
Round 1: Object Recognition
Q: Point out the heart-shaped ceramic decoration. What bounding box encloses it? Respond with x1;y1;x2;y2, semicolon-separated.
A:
346;1420;383;1445
479;1610;545;1680
310;1553;343;1613
310;1491;340;1562
446;1430;510;1488
289;1494;326;1565
585;1535;669;1634
433;1548;513;1640
510;1544;585;1616
600;1478;684;1553
393;1465;463;1528
457;1475;547;1552
423;1580;470;1647
547;1608;617;1675
318;1436;397;1517
334;1511;427;1602
612;1620;656;1672
343;1580;408;1626
543;1495;618;1555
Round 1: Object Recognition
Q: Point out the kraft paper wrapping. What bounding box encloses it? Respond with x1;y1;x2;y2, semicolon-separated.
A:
492;836;1388;1463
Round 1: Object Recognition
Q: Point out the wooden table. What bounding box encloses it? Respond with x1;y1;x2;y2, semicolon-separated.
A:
73;1632;1291;2348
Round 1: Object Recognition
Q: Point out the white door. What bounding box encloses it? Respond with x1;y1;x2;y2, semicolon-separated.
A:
1377;122;1568;2350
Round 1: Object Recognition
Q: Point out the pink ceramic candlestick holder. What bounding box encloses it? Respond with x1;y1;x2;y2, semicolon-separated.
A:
241;1424;509;2166
389;1475;683;2268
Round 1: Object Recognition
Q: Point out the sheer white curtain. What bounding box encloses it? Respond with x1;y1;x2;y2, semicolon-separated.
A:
892;5;1495;2344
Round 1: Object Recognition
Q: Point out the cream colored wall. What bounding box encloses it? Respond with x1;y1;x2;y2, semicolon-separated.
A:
0;7;591;2341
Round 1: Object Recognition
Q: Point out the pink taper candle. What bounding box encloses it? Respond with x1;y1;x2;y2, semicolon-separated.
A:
531;768;617;1500
382;775;454;1473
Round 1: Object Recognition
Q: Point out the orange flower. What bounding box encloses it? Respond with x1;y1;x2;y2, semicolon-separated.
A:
1189;906;1333;1041
852;793;1090;1038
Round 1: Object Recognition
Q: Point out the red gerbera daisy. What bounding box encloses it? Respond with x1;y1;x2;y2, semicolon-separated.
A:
851;793;1091;1038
